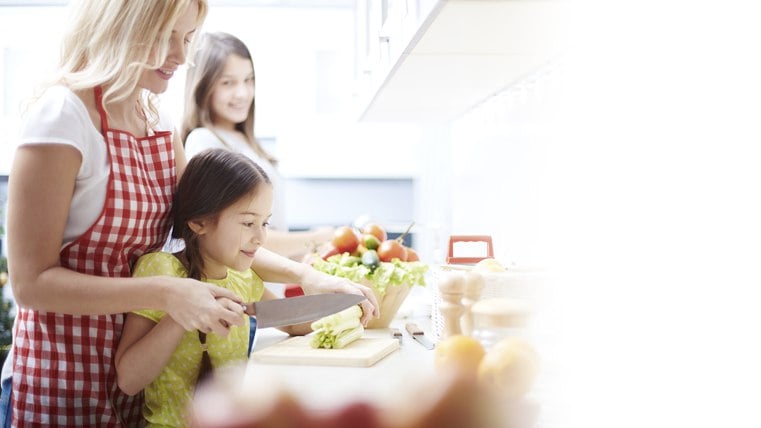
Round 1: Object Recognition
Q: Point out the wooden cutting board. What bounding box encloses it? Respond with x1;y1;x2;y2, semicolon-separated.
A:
251;336;399;367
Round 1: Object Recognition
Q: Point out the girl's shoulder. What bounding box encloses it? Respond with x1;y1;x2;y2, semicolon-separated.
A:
221;269;265;302
133;252;188;278
184;127;227;159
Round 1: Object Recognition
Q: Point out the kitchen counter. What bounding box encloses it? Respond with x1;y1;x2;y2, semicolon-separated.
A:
244;313;438;412
231;285;549;427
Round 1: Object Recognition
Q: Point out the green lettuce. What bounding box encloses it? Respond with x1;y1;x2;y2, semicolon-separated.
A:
312;253;428;296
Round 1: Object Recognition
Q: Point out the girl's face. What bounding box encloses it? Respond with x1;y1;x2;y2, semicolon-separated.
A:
139;1;199;94
196;185;273;279
210;54;255;130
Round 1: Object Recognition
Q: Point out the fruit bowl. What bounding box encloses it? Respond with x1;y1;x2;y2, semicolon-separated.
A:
364;279;412;329
311;253;427;329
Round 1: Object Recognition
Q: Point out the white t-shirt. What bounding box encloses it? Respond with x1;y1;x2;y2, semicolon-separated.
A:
16;85;174;246
184;128;288;231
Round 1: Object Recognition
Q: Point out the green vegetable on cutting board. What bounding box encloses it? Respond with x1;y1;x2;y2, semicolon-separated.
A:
310;305;364;349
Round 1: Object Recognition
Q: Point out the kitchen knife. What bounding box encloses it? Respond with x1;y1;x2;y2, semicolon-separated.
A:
243;294;365;328
390;327;403;346
405;323;435;350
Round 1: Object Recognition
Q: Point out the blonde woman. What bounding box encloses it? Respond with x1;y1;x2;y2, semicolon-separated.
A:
182;32;334;261
2;1;377;426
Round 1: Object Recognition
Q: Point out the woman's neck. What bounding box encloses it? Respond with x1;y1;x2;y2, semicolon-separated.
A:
104;89;146;135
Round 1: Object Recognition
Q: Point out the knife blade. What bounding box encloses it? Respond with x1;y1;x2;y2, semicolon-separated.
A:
405;323;435;350
242;294;365;328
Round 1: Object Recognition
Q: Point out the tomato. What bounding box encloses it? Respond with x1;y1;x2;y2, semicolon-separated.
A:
377;239;408;262
406;247;420;262
361;223;387;242
332;226;359;253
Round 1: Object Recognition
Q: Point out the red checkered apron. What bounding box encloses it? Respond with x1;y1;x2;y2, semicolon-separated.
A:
10;86;175;426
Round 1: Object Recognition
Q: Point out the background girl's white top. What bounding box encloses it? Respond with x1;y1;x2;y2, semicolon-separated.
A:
184;127;287;232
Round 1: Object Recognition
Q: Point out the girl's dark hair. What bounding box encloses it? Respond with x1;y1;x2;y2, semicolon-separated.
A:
172;148;270;281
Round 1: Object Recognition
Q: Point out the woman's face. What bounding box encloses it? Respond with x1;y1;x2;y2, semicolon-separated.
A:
139;1;200;94
210;54;255;130
196;185;273;280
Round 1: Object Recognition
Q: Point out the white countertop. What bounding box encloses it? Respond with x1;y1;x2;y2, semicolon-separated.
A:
243;287;438;411
244;318;437;412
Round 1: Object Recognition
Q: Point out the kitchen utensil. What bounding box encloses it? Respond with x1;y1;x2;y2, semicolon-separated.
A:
243;294;365;328
251;336;399;367
390;327;403;346
404;323;435;350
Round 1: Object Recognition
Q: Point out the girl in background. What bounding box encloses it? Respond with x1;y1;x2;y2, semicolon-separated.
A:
116;149;312;427
182;32;334;261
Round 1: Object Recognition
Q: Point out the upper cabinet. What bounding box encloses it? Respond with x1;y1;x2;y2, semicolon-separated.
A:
354;0;569;123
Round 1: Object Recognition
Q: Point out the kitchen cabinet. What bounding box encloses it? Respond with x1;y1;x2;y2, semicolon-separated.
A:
354;0;568;123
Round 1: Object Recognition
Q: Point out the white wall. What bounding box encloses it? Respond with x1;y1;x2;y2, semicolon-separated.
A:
0;5;421;180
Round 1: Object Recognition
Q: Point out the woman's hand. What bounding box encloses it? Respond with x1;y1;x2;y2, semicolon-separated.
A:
161;277;246;336
299;269;380;326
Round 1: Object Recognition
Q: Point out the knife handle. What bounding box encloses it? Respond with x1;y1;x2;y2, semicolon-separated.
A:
405;323;424;336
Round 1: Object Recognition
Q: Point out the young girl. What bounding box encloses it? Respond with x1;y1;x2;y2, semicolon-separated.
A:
115;148;310;427
182;32;334;260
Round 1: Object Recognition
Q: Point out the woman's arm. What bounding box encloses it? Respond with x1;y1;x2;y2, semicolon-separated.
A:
263;226;335;260
251;248;379;325
258;287;312;336
8;144;244;334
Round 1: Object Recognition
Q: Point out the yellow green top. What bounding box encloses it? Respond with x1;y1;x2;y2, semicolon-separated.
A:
131;252;264;427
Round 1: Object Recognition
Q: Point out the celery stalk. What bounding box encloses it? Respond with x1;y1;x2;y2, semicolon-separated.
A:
310;305;364;349
333;325;364;349
311;305;362;331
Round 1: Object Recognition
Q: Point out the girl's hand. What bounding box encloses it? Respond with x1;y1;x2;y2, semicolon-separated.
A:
299;269;379;326
162;277;245;336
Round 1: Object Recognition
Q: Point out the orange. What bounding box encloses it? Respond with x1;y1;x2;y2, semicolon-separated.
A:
478;337;539;399
434;335;486;377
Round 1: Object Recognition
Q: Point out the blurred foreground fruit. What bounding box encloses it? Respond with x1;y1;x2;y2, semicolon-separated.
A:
192;367;510;428
478;337;539;399
434;335;485;377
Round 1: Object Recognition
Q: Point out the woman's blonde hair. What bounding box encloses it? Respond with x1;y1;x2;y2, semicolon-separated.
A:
182;32;277;165
53;0;208;125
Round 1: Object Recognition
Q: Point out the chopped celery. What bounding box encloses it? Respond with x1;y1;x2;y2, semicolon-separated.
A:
310;305;364;349
333;325;364;349
311;305;362;332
